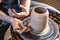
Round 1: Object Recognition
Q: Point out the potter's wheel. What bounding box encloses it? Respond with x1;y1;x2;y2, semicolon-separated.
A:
4;17;59;40
18;16;58;40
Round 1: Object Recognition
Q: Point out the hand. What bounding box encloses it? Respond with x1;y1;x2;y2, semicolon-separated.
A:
8;0;31;18
10;18;30;34
0;0;2;3
8;5;29;18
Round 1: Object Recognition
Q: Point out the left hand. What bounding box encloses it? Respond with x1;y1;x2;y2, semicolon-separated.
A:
8;5;29;18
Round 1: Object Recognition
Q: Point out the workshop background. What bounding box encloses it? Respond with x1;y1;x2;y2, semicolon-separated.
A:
35;0;60;11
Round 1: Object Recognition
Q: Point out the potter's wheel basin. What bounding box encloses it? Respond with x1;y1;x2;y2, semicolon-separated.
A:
18;16;59;40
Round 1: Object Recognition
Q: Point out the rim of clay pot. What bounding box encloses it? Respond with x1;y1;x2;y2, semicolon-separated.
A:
32;6;48;15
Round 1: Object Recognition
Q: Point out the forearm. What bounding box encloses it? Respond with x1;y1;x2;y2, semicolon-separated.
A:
21;0;31;14
0;11;14;23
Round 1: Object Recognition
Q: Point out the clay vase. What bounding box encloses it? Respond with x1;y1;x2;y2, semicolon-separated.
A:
30;6;49;33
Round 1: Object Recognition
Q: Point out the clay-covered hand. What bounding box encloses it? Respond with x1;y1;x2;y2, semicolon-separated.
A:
10;18;30;34
8;6;28;18
8;0;31;18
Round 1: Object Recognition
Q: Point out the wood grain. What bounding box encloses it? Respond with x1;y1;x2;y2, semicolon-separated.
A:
35;0;60;11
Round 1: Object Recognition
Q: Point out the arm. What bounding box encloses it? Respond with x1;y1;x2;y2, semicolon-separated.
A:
21;0;31;15
8;0;31;18
0;11;30;33
0;10;14;23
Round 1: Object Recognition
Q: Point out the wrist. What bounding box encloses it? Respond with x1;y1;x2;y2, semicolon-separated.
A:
8;17;15;23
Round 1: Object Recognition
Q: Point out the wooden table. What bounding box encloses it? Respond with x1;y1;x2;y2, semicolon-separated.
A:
58;24;60;30
35;0;60;11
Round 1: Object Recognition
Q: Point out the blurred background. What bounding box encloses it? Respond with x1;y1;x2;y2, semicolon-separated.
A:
35;0;60;11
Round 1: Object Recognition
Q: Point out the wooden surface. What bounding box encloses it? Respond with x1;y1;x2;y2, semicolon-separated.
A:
58;24;60;31
35;0;60;11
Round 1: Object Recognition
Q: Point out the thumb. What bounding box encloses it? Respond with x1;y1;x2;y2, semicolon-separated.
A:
15;27;27;34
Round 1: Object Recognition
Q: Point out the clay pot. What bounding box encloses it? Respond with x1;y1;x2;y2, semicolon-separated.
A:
30;6;49;33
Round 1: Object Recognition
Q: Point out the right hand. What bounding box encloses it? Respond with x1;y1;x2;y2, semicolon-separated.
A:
10;18;30;34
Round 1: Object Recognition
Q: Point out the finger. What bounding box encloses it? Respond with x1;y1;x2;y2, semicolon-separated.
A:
11;9;27;18
15;27;27;34
20;5;27;12
18;20;25;28
11;9;17;14
8;9;16;17
19;24;30;32
20;5;26;10
13;24;26;34
18;21;28;32
18;22;28;32
24;27;30;32
21;27;27;32
16;12;27;17
18;22;30;33
17;12;26;15
12;23;21;32
8;9;20;18
15;30;23;34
